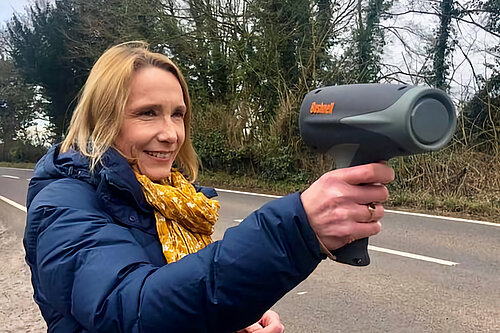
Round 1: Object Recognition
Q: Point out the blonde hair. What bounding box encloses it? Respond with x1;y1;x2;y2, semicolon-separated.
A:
61;41;199;181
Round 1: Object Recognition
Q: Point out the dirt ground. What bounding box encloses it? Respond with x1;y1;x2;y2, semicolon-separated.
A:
0;222;46;332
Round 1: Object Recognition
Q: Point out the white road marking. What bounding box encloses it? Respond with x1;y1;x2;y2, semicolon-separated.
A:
1;175;20;179
0;195;27;213
369;245;458;266
216;188;282;199
385;209;499;227
0;188;462;266
235;213;458;265
217;188;497;227
0;174;491;267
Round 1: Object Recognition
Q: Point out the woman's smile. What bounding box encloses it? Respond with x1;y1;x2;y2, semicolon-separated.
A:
145;151;175;159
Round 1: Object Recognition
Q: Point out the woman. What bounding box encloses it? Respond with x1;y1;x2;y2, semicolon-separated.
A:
24;41;394;332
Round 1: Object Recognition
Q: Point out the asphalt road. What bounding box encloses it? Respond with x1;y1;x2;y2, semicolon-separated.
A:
1;167;499;332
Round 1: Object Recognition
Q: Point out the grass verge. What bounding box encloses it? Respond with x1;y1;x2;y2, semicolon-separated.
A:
198;169;308;195
199;169;500;223
388;191;499;223
0;162;36;169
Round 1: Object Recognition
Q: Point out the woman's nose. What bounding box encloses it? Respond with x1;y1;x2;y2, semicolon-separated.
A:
156;118;177;143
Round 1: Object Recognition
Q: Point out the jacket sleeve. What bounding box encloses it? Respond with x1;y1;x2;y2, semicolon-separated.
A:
30;180;323;333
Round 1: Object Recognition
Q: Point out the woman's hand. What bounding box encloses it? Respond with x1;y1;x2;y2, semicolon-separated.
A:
301;162;395;251
237;310;284;333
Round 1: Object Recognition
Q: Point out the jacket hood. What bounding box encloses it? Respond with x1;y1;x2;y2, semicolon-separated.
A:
27;144;150;214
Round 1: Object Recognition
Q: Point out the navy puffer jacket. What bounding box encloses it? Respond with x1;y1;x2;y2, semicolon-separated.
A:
24;144;324;332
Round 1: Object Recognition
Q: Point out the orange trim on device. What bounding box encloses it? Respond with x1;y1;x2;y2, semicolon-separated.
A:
310;102;334;114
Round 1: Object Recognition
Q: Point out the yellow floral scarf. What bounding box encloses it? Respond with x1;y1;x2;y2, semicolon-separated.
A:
135;171;220;263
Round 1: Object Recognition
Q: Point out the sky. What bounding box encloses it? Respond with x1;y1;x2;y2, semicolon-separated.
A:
0;0;31;27
382;0;498;99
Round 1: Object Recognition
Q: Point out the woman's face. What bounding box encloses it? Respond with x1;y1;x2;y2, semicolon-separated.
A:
114;66;186;181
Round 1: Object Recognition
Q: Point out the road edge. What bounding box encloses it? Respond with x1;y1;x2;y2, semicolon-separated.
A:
0;196;27;238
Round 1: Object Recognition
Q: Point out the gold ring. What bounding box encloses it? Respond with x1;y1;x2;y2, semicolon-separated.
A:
367;203;376;221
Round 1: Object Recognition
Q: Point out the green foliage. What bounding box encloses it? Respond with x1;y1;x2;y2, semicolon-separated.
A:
0;57;46;161
6;0;167;139
1;141;48;163
425;0;456;90
1;0;500;218
259;145;295;181
7;2;79;138
481;0;499;33
461;73;500;154
342;0;390;83
193;130;257;176
193;131;230;171
458;0;500;155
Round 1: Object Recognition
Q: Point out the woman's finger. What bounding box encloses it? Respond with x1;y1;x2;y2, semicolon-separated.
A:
258;310;285;333
335;162;395;185
357;202;384;222
352;221;382;241
353;184;390;205
238;323;264;333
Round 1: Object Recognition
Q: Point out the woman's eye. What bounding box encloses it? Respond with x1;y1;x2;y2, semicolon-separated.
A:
173;111;185;118
140;109;156;117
